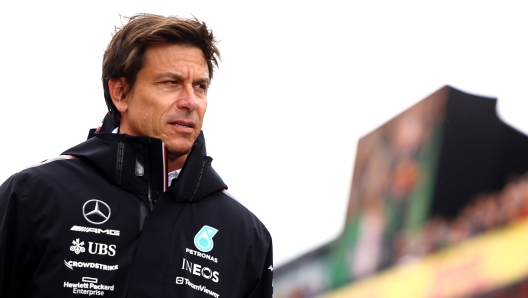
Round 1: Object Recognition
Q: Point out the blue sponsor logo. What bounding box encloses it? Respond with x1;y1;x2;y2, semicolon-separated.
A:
194;225;218;252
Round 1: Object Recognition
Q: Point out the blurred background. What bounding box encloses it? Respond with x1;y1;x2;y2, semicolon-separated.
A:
1;1;528;297
275;86;528;297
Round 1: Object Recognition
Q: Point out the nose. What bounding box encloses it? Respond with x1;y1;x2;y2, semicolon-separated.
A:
176;84;199;111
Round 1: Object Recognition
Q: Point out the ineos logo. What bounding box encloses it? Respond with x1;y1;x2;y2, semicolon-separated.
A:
181;258;219;283
83;200;111;225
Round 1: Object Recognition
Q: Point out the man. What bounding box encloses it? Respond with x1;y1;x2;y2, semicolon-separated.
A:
0;14;273;297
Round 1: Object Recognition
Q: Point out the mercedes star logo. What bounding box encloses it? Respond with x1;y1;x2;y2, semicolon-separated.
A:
82;199;111;225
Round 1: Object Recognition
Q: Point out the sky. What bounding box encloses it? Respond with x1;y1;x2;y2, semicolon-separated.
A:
1;1;527;268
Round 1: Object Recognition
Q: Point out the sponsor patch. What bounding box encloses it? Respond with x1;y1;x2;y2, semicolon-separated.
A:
176;277;220;298
69;238;116;256
70;238;85;255
181;258;219;283
83;200;111;225
186;247;218;263
194;225;218;252
63;277;114;296
71;225;120;236
64;260;118;271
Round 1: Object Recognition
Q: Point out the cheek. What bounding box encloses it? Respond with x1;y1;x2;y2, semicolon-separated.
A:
131;105;158;133
199;101;208;119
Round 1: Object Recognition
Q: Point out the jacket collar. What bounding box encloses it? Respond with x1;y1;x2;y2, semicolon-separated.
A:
63;115;227;203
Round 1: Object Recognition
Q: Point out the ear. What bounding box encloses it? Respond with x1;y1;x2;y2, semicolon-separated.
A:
108;77;128;113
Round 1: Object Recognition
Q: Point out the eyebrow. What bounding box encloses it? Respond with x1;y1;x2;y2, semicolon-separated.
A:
153;72;210;86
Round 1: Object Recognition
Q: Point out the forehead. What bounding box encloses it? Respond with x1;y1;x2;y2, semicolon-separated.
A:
141;43;208;75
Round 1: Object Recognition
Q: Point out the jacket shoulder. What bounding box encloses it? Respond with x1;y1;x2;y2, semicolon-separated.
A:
1;155;78;189
208;190;272;242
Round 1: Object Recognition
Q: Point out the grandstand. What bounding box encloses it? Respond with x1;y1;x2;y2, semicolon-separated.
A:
274;86;528;298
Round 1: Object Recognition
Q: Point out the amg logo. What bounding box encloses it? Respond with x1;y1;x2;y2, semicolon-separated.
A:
71;225;120;236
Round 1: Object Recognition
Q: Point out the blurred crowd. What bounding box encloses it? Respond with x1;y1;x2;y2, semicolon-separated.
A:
394;173;528;265
274;172;528;298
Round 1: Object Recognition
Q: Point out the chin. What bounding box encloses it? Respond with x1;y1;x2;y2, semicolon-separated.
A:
166;143;193;157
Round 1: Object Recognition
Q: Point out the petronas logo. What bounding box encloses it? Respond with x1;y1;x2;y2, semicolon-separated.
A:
194;225;218;252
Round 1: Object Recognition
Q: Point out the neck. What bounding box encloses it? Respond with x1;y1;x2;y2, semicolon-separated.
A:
168;153;188;172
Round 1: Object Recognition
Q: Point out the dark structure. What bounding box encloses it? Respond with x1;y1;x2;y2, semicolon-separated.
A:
432;87;528;218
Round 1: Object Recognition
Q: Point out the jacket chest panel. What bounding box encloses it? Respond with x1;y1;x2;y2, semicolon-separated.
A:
157;202;249;297
30;183;144;298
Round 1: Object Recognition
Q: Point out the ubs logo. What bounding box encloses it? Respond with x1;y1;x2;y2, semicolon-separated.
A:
83;200;111;225
70;238;116;256
88;242;116;256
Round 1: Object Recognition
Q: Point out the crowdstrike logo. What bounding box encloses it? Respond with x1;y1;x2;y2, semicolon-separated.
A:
194;225;218;252
64;260;119;271
83;200;111;225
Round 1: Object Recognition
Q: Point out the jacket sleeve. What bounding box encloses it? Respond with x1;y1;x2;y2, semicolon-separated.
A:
246;239;273;298
0;174;36;297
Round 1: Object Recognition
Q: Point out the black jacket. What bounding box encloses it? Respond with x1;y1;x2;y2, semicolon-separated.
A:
0;123;273;297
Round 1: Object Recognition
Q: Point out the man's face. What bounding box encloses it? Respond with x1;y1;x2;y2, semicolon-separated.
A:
117;44;209;161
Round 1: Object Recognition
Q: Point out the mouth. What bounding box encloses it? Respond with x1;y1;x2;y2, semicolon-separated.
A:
169;120;195;129
174;122;193;128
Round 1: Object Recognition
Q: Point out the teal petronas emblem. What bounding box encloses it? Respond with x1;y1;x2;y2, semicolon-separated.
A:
194;225;219;252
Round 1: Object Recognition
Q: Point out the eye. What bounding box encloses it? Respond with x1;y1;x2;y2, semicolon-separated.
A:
194;84;208;93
